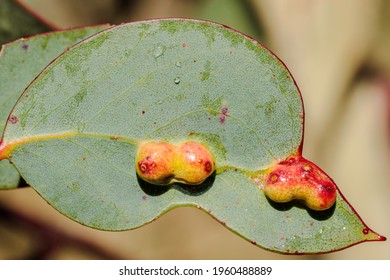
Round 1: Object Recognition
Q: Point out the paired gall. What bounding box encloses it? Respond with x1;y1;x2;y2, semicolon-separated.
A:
136;141;215;185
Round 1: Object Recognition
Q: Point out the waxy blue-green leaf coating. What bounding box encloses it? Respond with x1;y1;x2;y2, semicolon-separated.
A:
0;25;109;189
2;19;383;253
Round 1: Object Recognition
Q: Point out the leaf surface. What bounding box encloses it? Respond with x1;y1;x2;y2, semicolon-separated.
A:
0;25;109;189
0;19;384;253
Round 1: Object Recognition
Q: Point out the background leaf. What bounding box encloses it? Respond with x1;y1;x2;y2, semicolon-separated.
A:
0;19;384;253
0;25;109;189
0;0;51;45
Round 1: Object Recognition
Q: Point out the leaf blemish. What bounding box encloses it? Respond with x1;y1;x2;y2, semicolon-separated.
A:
8;115;19;125
219;105;228;124
22;43;29;51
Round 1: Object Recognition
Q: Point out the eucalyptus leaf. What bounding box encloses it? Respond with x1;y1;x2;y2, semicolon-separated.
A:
0;19;384;253
0;0;50;45
0;25;109;189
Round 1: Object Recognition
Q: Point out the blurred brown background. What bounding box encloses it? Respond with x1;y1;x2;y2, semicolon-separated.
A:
0;0;389;259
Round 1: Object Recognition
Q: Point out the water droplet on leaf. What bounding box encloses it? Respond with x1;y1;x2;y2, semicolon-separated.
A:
174;77;180;84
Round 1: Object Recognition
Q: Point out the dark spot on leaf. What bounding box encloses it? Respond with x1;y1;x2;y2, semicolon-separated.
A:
182;43;187;48
142;195;148;201
251;240;257;245
82;156;86;160
363;228;369;235
8;115;18;124
219;105;228;124
22;43;29;51
141;110;145;115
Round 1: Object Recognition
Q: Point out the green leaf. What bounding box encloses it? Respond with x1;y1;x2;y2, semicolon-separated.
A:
0;0;50;45
0;19;384;253
0;25;110;189
196;0;263;41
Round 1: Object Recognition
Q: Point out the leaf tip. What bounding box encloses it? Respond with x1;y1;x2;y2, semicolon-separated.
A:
379;235;387;242
362;227;387;242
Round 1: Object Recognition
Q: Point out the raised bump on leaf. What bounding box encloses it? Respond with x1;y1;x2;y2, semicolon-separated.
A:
263;156;337;211
136;141;175;185
174;141;215;185
135;141;215;185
